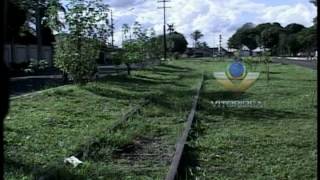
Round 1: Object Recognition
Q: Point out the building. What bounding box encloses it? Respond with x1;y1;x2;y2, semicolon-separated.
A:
184;47;233;57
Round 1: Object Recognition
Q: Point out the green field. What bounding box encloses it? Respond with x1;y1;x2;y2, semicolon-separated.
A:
4;58;317;179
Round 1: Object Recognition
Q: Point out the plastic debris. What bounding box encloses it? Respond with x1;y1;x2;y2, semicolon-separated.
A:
64;156;83;167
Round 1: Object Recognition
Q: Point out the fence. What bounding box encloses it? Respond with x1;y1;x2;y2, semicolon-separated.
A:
4;44;53;67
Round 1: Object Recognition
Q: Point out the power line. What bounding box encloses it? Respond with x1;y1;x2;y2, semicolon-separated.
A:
158;0;171;61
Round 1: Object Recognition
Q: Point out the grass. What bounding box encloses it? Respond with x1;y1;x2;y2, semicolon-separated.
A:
184;59;317;179
4;58;317;179
4;61;202;179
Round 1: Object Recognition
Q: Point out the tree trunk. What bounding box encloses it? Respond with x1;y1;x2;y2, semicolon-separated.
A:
62;72;68;83
126;63;131;75
10;37;15;65
36;2;42;66
266;61;270;81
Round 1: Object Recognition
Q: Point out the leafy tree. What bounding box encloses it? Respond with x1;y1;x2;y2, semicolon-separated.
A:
227;23;258;53
6;1;27;42
54;36;100;84
122;23;130;43
286;34;301;56
15;0;65;63
50;0;110;84
285;23;305;34
228;33;242;49
240;29;258;54
167;32;188;54
120;22;154;75
261;26;282;55
195;41;209;49
191;30;204;48
297;26;317;58
310;0;317;24
122;41;144;75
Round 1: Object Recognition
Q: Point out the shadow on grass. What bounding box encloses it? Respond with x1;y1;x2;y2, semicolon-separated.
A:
159;64;193;71
5;159;86;180
81;86;146;100
268;76;317;82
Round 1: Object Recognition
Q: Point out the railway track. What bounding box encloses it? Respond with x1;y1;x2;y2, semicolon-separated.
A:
165;74;204;180
69;74;206;179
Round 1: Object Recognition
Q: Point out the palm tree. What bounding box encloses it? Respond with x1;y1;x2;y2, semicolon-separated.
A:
191;30;204;48
167;24;175;33
122;23;130;42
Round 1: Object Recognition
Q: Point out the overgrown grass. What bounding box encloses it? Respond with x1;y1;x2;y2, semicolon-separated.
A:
4;58;317;179
184;59;317;179
4;61;202;179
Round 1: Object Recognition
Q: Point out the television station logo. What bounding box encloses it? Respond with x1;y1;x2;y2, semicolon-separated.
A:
213;60;260;92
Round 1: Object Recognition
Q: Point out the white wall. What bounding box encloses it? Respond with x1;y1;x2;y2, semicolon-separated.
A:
4;44;53;67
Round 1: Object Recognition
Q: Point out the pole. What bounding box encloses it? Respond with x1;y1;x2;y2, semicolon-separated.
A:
110;9;114;47
212;34;215;58
158;0;171;62
219;34;222;60
163;0;167;61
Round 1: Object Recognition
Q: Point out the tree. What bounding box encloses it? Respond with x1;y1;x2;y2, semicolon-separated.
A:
191;30;204;48
122;41;144;75
167;24;175;33
228;33;242;49
310;0;317;24
286;34;302;56
5;1;27;64
297;26;317;58
122;23;130;43
54;36;100;83
240;29;258;54
16;0;66;64
121;22;154;75
50;0;110;84
227;23;258;53
167;32;188;54
261;26;282;55
285;23;305;34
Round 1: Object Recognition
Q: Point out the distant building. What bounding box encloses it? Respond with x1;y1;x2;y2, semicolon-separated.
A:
240;46;250;56
252;47;263;56
184;47;233;57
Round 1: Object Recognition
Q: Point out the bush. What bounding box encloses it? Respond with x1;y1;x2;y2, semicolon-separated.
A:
10;62;29;71
54;36;100;84
110;51;124;66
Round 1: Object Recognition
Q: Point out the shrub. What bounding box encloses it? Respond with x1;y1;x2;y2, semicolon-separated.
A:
54;36;100;84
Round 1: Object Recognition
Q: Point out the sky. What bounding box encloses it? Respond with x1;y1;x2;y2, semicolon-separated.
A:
65;0;317;48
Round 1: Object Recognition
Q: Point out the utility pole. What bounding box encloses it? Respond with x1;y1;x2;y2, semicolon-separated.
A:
219;34;222;60
110;9;114;47
158;0;171;61
212;35;215;58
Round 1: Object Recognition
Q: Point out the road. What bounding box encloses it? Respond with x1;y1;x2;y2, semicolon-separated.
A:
10;60;161;96
272;57;317;70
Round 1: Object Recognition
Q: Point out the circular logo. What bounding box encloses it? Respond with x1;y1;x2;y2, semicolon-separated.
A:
226;62;247;79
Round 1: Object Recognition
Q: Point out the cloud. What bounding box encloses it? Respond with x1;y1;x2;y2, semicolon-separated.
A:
105;0;146;8
106;0;316;48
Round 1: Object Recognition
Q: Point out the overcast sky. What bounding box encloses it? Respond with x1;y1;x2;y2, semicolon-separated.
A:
95;0;316;47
